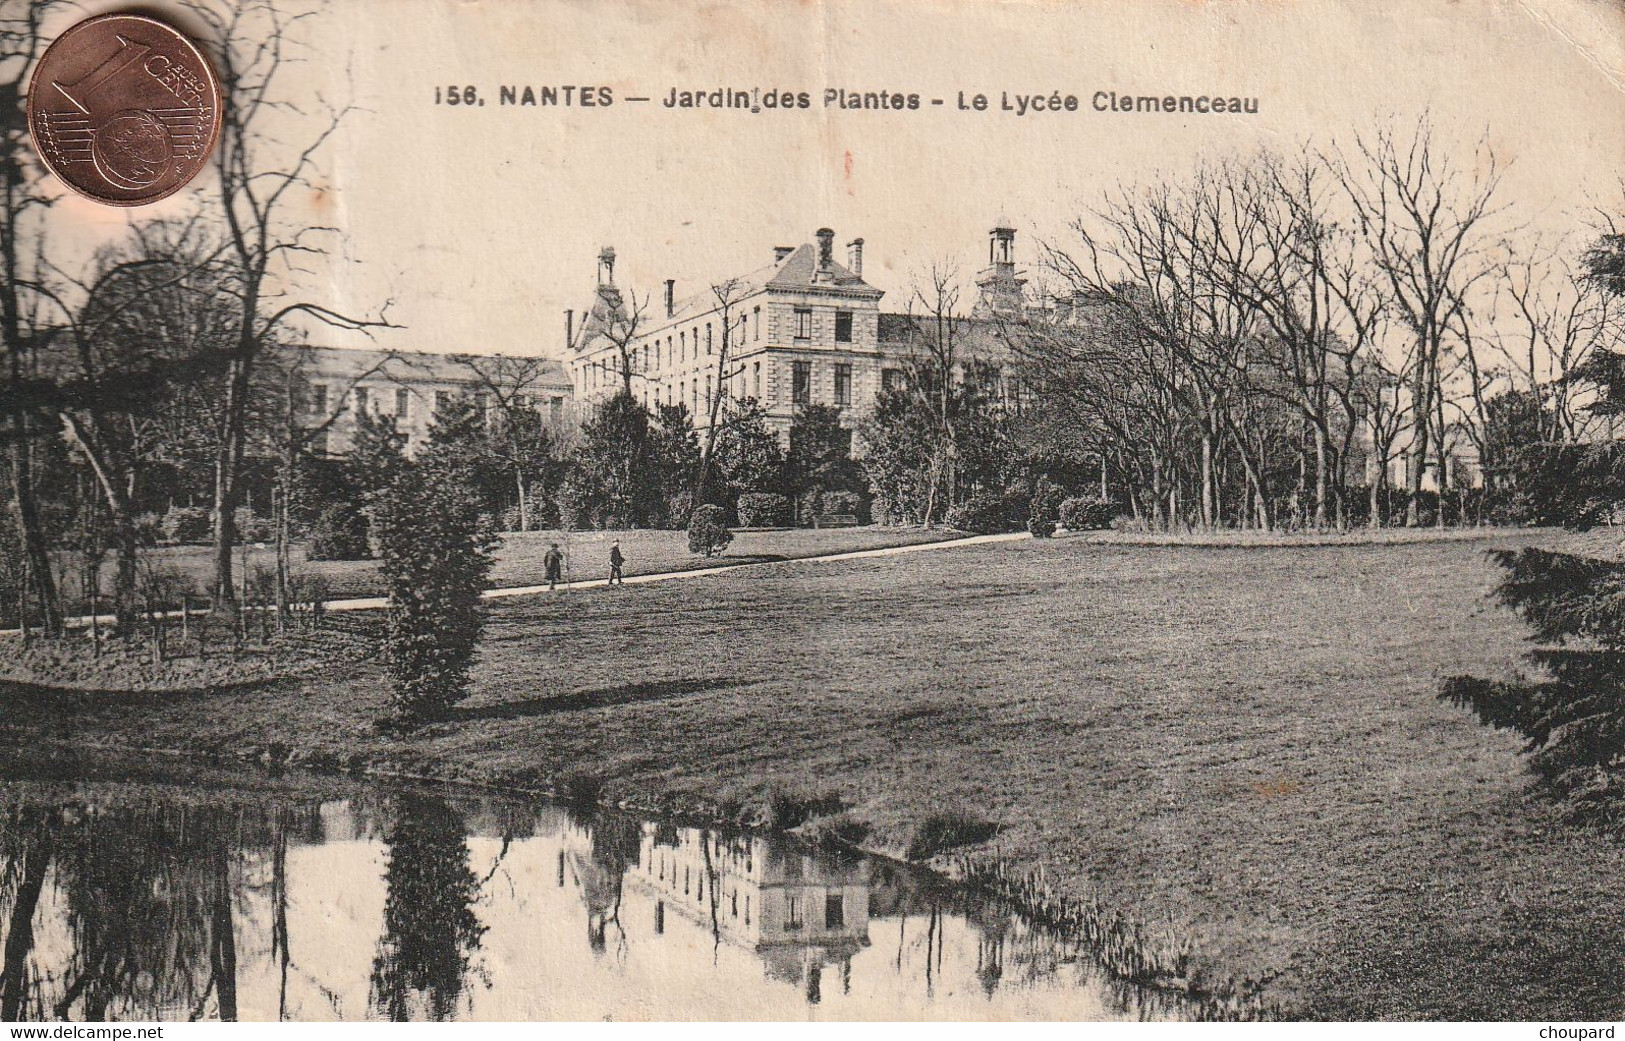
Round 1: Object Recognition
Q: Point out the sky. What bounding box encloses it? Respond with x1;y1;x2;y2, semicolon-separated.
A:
33;0;1625;359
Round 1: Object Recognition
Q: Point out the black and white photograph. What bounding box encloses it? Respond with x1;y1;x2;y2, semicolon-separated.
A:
2;0;1624;1026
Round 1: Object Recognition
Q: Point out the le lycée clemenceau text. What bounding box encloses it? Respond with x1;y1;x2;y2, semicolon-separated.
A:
434;84;1261;116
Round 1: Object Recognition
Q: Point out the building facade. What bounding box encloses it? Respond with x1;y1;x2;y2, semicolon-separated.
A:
285;221;1032;460
275;345;572;455
566;222;1030;441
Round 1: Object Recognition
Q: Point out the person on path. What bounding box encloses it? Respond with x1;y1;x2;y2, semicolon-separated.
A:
544;542;564;590
608;540;625;586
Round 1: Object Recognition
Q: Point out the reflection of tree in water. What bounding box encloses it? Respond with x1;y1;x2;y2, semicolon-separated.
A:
1;808;55;1021
0;800;260;1022
368;794;487;1021
566;809;642;961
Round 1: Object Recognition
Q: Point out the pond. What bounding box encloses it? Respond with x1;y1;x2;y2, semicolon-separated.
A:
0;773;1220;1021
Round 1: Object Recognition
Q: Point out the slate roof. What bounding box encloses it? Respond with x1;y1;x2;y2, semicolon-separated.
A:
571;239;883;354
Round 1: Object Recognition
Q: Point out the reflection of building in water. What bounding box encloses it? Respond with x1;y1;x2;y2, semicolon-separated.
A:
628;824;871;1000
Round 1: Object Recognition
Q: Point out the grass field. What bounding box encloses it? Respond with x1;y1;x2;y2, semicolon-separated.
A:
7;529;1625;1018
64;525;956;601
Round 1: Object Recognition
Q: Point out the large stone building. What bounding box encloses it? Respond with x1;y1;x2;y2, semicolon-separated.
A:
277;344;571;455
565;222;1030;440
286;221;1029;458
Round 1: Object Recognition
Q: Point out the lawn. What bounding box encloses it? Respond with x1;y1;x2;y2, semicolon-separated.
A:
67;525;957;601
6;529;1625;1018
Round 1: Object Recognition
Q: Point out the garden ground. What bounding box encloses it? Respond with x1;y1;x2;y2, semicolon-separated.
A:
63;525;957;602
5;527;1625;1019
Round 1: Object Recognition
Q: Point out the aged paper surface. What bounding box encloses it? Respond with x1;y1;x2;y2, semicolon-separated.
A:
4;0;1625;1025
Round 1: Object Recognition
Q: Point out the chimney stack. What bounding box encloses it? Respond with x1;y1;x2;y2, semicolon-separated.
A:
565;309;575;347
665;279;675;318
847;237;864;277
815;228;835;270
773;245;794;263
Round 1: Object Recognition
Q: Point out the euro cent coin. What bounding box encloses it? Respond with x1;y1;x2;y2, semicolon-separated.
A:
27;13;222;207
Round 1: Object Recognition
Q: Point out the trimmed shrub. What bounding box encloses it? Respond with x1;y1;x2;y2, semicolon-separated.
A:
736;491;790;527
1059;496;1119;531
1027;480;1062;538
818;489;864;520
944;490;1027;534
374;458;497;722
687;503;733;557
904;809;1000;861
161;506;212;544
308;504;372;561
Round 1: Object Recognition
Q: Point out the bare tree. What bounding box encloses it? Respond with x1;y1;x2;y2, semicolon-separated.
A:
189;0;398;619
692;277;748;503
37;223;235;634
596;283;651;396
1495;239;1617;443
460;353;559;530
262;343;395;625
902;261;967;526
1;0;65;634
1046;169;1270;529
1333;117;1504;525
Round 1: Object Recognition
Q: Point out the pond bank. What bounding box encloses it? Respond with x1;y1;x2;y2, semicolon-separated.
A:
5;532;1625;1019
0;749;1270;1021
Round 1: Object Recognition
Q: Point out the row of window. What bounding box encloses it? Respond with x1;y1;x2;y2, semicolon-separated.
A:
627;359;910;414
794;308;855;344
781;893;847;930
791;361;854;406
305;384;564;422
642;307;762;375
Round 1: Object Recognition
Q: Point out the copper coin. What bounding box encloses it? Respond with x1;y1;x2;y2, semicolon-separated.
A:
27;13;222;207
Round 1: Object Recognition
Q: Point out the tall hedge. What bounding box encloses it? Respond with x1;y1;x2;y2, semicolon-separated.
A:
373;453;498;721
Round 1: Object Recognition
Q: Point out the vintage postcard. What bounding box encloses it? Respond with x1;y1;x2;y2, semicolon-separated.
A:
2;0;1625;1026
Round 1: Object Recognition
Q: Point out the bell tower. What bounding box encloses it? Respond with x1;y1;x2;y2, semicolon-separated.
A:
974;217;1026;316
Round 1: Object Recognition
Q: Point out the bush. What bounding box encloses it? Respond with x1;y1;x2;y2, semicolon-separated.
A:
944;489;1028;534
1027;480;1062;538
374;457;497;722
736;491;790;527
1498;441;1625;529
797;488;868;527
818;489;865;520
687;503;733;557
287;571;332;627
1059;496;1119;531
307;504;372;561
235;507;273;543
499;503;548;533
161;506;212;544
904;809;1000;861
160;506;271;545
663;490;694;531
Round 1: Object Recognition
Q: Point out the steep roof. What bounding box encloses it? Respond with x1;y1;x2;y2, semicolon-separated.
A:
571;239;884;353
764;243;881;295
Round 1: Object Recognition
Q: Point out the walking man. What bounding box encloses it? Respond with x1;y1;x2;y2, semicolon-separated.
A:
544;542;564;590
608;540;625;586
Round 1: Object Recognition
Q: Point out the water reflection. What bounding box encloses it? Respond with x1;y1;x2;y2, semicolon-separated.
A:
0;780;1206;1021
369;795;487;1021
